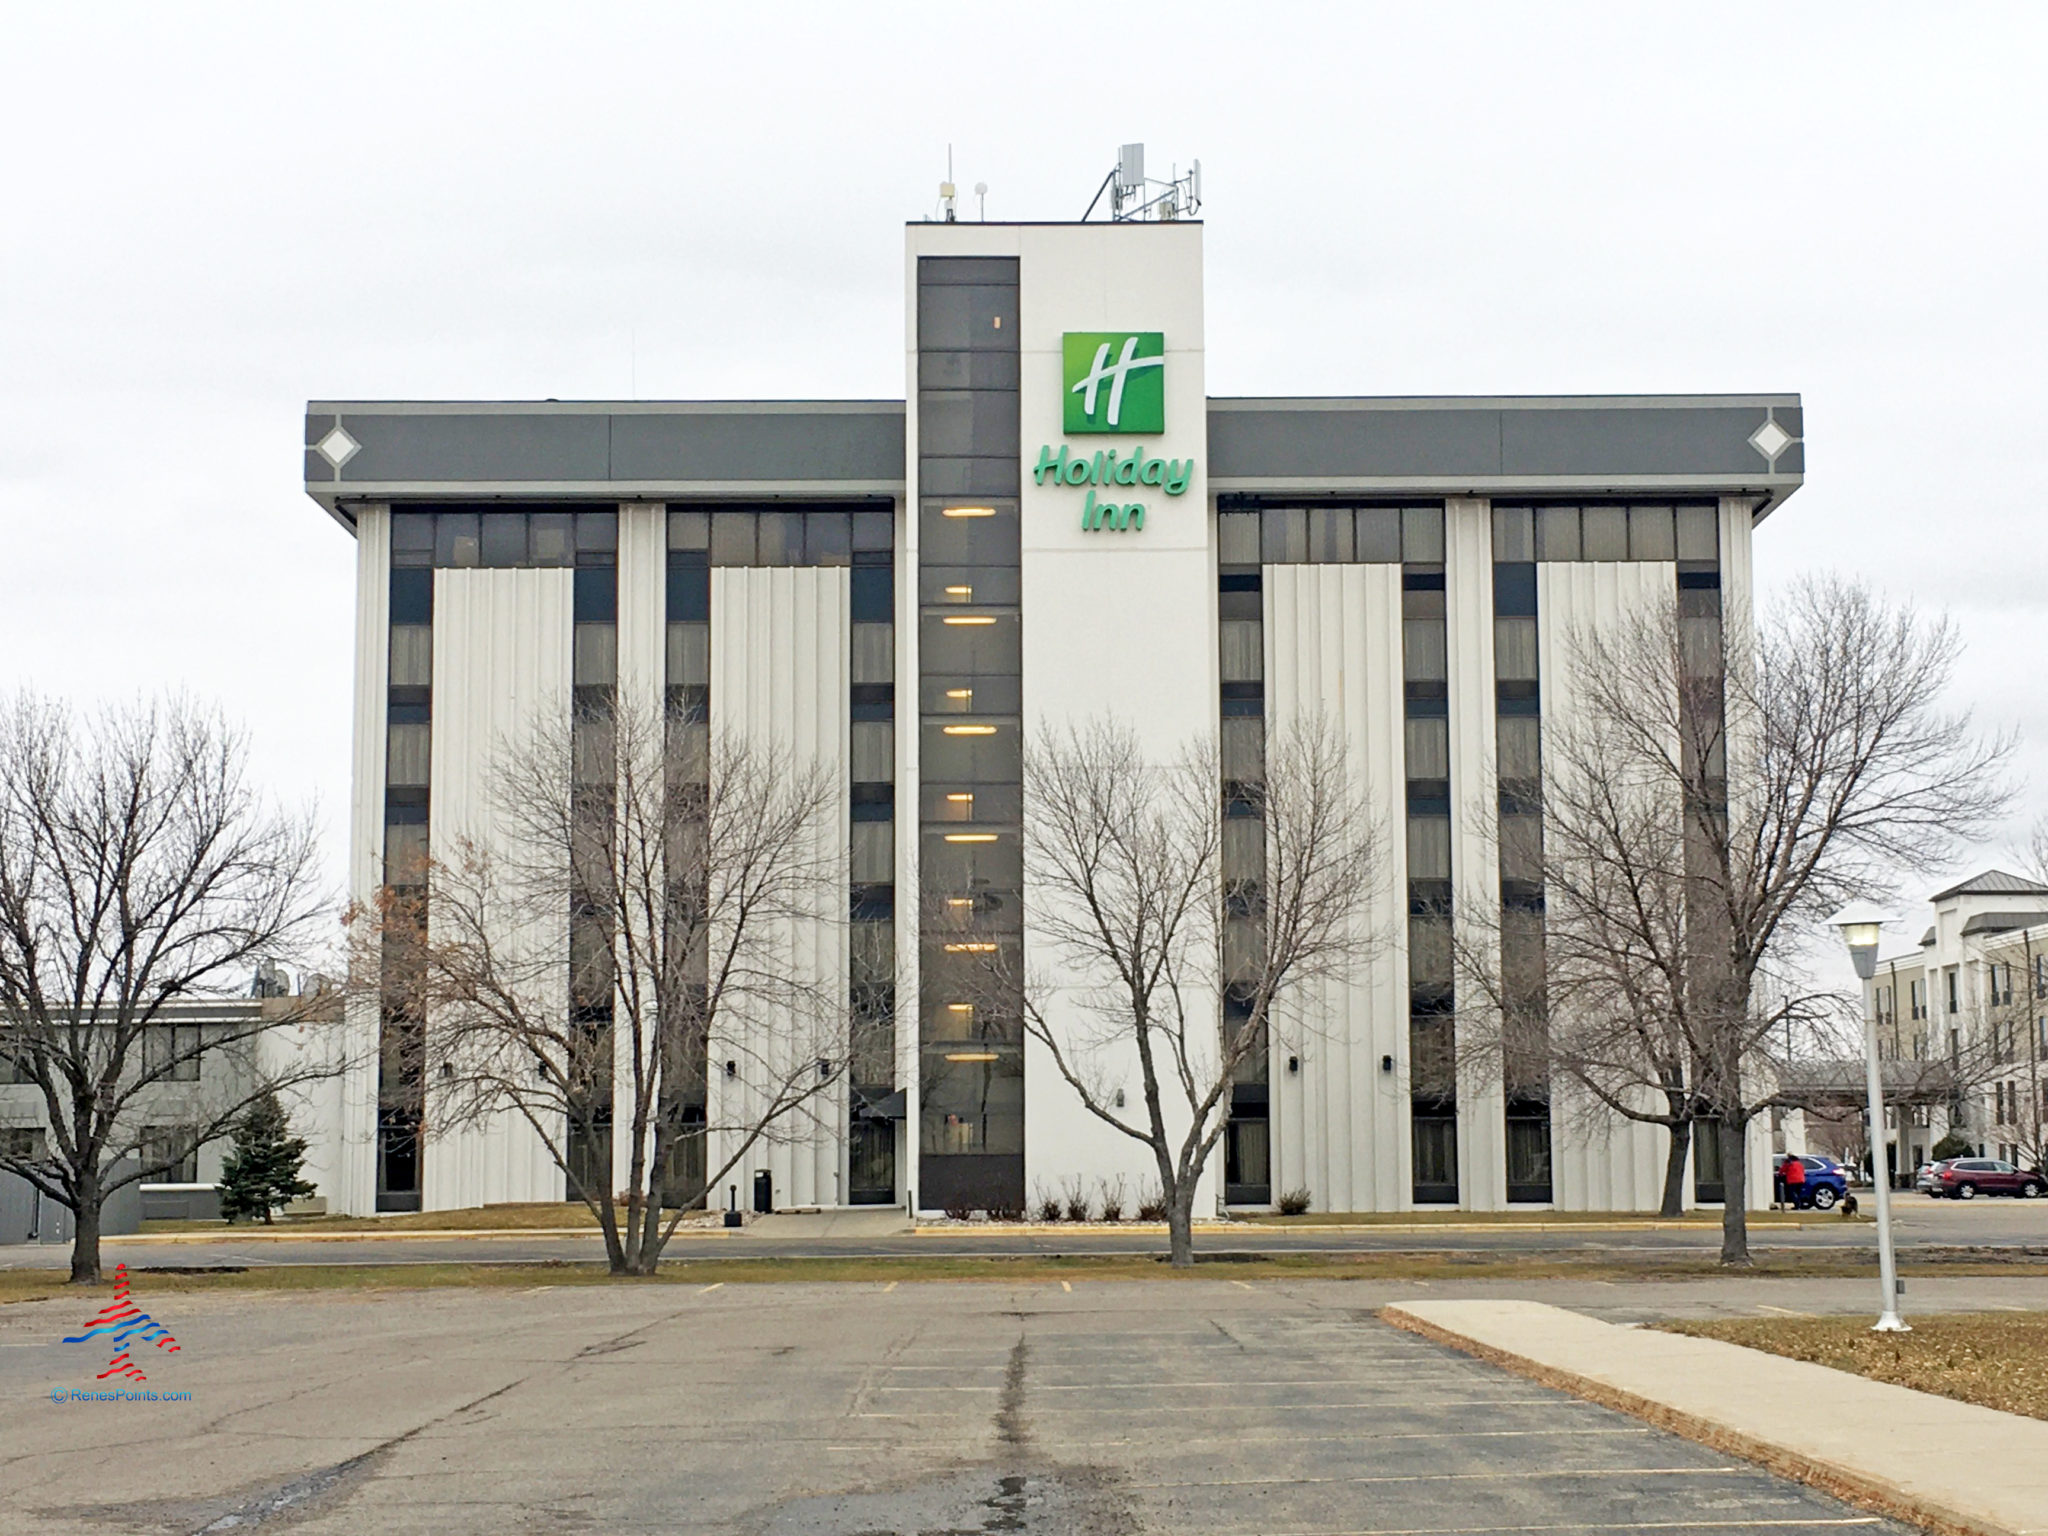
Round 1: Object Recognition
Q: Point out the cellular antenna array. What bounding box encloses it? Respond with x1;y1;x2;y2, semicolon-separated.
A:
1082;144;1202;222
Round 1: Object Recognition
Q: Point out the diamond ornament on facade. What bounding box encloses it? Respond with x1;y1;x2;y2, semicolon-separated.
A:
316;426;360;468
1748;417;1794;463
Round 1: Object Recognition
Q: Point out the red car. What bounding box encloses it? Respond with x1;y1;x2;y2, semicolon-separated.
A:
1933;1158;2045;1199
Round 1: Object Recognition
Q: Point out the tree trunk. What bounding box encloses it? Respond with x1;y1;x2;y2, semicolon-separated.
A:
1659;1117;1691;1218
1717;1115;1750;1266
1166;1184;1196;1268
70;1178;102;1285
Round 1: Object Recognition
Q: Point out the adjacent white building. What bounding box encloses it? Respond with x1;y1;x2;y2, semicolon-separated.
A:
300;210;1804;1217
1855;870;2048;1177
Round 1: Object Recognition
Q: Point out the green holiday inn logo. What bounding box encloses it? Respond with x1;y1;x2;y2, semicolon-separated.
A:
1062;332;1165;434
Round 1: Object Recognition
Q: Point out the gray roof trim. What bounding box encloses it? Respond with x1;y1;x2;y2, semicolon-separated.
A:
1208;393;1802;413
324;480;906;497
307;399;905;416
305;392;1806;531
305;401;909;529
1208;474;1799;493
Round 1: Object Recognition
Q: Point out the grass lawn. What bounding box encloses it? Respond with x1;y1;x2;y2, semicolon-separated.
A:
1238;1209;1854;1227
6;1249;2044;1306
1660;1312;2048;1421
135;1203;1857;1235
138;1202;611;1234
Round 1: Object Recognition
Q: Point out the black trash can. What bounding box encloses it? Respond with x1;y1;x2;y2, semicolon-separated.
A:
752;1169;773;1214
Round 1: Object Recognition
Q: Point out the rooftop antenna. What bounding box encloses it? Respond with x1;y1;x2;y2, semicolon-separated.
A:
940;145;957;223
1081;143;1202;222
975;180;988;220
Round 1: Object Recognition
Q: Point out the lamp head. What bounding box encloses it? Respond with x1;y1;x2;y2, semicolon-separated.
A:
1828;904;1894;981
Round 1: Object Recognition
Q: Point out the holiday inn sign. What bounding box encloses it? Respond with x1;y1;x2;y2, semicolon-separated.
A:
1037;331;1193;532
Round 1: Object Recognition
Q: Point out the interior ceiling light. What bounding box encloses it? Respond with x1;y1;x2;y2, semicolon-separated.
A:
945;791;973;801
944;585;972;597
941;615;996;626
941;506;995;518
944;1051;999;1062
944;832;997;843
943;724;997;736
944;942;998;953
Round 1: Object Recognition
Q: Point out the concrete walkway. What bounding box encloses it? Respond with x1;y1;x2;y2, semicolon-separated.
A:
1384;1298;2048;1536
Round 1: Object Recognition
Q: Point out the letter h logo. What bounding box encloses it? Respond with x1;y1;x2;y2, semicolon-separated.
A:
1062;332;1165;434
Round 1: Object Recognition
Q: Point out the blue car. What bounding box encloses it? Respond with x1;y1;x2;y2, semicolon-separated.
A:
1774;1154;1850;1211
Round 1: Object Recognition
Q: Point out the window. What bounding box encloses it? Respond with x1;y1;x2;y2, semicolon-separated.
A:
1990;963;2014;1006
1910;978;1927;1021
1946;967;1959;1015
140;1126;198;1183
1;1127;46;1162
140;1024;201;1083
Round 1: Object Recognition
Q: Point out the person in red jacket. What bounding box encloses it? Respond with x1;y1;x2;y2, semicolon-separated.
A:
1782;1152;1808;1209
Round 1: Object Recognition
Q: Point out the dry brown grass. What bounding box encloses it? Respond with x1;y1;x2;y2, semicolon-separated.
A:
1661;1312;2048;1421
138;1202;610;1234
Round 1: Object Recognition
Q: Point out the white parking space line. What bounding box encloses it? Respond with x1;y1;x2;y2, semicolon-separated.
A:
1124;1466;1743;1490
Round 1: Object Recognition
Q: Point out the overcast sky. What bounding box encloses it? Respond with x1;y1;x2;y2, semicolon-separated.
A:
4;4;2043;964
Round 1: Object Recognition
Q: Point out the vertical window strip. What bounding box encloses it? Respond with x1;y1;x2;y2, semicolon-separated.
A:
1218;523;1269;1206
1400;510;1457;1205
849;510;898;1204
1492;508;1551;1204
914;256;1024;1214
378;560;431;1211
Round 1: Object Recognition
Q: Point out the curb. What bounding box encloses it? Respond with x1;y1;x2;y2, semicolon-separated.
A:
1381;1303;2024;1536
106;1228;735;1244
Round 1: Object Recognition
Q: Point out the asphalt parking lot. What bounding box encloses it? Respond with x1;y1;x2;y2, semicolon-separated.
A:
0;1278;1935;1535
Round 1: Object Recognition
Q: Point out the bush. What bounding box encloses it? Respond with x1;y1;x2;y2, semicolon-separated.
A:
1032;1180;1063;1222
987;1202;1022;1222
1277;1187;1312;1216
1135;1184;1167;1222
1931;1130;1976;1161
1061;1176;1091;1223
1097;1174;1127;1222
943;1200;974;1222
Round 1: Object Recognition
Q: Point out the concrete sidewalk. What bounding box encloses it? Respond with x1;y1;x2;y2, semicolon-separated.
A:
1384;1298;2048;1536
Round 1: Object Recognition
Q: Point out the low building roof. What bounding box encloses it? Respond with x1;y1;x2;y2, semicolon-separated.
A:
1961;910;2048;936
1930;868;2048;901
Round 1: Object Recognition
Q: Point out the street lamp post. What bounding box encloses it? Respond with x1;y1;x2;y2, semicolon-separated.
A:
1832;904;1908;1332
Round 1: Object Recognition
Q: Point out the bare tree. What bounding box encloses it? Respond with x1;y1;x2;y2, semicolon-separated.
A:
0;694;335;1283
981;716;1381;1267
1519;575;2009;1263
355;698;861;1275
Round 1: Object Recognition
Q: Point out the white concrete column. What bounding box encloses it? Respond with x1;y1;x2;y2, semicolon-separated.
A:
334;504;390;1215
709;566;851;1209
1445;496;1506;1211
1264;563;1410;1211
